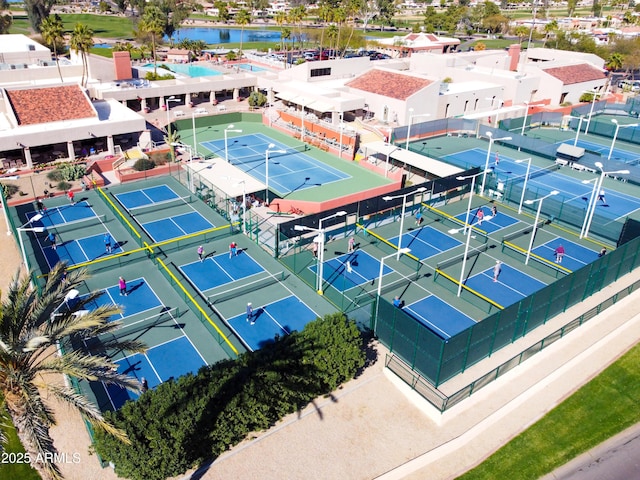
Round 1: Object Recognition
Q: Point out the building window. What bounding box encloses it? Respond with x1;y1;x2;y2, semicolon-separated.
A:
310;68;331;77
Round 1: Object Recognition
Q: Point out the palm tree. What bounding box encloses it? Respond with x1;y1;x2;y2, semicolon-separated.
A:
138;5;167;77
40;14;65;83
317;2;332;55
69;23;94;88
0;263;145;480
235;9;252;57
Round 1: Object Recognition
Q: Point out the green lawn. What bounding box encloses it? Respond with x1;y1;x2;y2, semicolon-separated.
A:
457;342;640;479
0;408;41;480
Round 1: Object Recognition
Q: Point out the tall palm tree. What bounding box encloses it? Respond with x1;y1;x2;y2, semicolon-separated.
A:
40;14;65;83
69;23;94;88
0;263;145;480
317;2;332;55
138;5;167;77
235;9;252;57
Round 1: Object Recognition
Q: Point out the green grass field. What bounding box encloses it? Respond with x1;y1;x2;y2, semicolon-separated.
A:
0;407;40;480
457;342;640;480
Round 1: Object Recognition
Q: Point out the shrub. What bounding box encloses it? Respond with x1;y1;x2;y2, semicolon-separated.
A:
133;158;155;171
57;181;71;191
93;314;366;480
148;151;171;165
46;163;86;182
247;91;267;109
1;183;19;199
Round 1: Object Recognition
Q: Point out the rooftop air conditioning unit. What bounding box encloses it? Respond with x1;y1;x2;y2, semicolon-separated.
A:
28;45;35;51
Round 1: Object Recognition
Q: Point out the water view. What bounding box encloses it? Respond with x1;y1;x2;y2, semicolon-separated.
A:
170;28;281;45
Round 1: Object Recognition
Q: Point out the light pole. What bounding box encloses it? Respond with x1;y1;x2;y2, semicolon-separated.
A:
338;111;344;159
572;115;585;146
17;213;44;266
171;142;194;192
164;95;179;135
524;190;559;265
383;187;427;259
385;144;400;178
224;124;243;163
579;177;599;239
584;90;603;135
265;143;286;206
515;157;532;214
224;176;247;234
374;248;411;333
405;109;431;150
294;210;347;295
582;162;630;239
608;119;639;161
301;101;308;143
481;131;512;194
520;102;530;138
450;171;485;297
191;109;206;158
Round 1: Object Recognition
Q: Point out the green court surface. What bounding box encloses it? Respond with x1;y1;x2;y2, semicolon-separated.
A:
174;113;394;203
12;175;338;413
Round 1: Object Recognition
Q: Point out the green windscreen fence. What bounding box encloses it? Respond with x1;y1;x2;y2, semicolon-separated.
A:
375;235;640;387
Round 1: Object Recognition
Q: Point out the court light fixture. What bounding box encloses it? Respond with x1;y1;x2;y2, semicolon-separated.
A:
265;143;286;206
581;162;629;239
383;187;427;260
524;190;559;265
374;248;411;334
224;124;243;163
481;132;512;194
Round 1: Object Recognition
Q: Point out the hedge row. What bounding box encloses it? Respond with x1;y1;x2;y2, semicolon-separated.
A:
93;313;366;480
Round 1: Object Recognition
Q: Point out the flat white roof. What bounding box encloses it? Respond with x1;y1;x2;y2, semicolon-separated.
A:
0;34;49;54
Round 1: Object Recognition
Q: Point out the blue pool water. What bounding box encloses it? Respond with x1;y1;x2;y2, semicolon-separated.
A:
236;64;266;72
143;63;222;78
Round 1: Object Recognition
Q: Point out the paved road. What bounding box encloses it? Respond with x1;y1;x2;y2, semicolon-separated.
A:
542;423;640;480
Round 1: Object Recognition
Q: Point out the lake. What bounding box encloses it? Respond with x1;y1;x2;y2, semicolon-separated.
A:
169;28;282;45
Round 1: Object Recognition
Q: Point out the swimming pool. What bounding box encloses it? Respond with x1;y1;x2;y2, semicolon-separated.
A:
236;64;266;72
143;63;222;78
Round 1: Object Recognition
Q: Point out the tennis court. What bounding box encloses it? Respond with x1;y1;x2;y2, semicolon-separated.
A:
446;147;640;220
227;295;319;351
452;208;519;234
39;216;123;268
70;277;207;409
179;250;264;293
404;295;476;339
81;277;164;320
464;262;546;307
200;132;350;194
525;237;598;272
116;185;215;242
561;138;640;164
310;250;392;293
26;200;96;225
389;226;461;260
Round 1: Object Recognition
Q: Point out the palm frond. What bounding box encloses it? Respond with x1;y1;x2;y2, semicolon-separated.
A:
47;383;130;444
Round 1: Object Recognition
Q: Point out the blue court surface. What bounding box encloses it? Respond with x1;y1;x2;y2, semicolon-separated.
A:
115;185;180;210
106;335;206;409
389;226;461;260
311;250;393;292
445;148;640;220
453;208;519;234
561;139;640;164
26;201;97;226
42;230;123;268
227;295;319;351
200;132;350;194
464;262;546;307
142;211;215;242
531;237;599;272
180;250;264;293
404;295;476;339
82;278;163;320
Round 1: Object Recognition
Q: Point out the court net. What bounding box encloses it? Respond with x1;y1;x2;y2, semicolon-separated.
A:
51;214;108;235
84;307;180;343
128;195;195;216
502;241;571;277
508;163;561;184
208;271;286;305
422;205;489;240
230;144;309;165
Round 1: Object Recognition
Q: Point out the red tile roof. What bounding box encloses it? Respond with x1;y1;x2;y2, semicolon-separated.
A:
7;85;96;126
346;69;432;100
542;64;605;85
